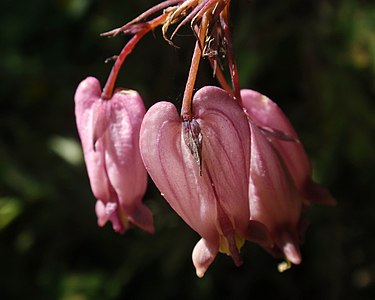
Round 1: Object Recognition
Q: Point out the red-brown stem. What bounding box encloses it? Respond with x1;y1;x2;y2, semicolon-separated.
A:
220;6;242;105
181;14;209;119
181;41;202;119
208;57;233;96
102;14;167;99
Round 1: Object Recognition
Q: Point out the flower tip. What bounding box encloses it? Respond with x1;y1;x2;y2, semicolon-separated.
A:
127;203;155;234
112;224;126;234
95;200;109;227
77;76;101;94
232;255;244;267
246;220;273;248
282;239;302;265
118;89;138;96
192;238;218;279
304;179;337;206
139;221;155;235
196;268;206;278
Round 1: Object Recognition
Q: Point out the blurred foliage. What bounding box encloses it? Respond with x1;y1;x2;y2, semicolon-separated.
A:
0;0;374;299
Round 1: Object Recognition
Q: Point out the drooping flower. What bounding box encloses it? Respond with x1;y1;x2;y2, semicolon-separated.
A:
247;119;303;264
241;89;336;206
74;77;154;234
140;86;269;277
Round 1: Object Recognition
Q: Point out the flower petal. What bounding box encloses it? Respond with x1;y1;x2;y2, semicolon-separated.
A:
193;86;251;235
75;77;111;202
103;89;153;233
140;101;218;239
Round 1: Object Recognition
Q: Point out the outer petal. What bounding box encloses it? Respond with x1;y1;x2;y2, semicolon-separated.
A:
140;101;218;239
241;89;336;206
74;77;111;202
103;89;153;233
193;87;251;236
249;121;302;264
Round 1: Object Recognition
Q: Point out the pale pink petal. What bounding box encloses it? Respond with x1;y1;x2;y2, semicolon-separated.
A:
95;200;123;233
140;101;218;239
193;87;251;234
75;77;111;202
95;200;109;227
102;89;153;233
279;231;302;265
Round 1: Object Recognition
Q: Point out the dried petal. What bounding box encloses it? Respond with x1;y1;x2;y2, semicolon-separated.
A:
183;119;203;175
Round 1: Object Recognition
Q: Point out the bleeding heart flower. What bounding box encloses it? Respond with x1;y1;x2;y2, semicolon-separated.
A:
241;89;336;206
140;86;267;277
248;119;303;264
74;77;154;234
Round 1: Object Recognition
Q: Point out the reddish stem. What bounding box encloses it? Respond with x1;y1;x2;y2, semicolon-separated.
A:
208;57;233;96
181;41;202;119
220;6;242;105
181;14;209;119
101;14;167;99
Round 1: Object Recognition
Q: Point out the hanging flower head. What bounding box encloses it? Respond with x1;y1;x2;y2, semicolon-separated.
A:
140;86;270;277
75;77;154;234
74;0;336;278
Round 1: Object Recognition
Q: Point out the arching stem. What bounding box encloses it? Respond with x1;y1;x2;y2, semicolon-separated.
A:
102;14;167;99
181;14;209;119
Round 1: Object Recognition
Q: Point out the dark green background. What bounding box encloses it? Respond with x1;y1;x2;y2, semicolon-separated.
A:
1;0;374;299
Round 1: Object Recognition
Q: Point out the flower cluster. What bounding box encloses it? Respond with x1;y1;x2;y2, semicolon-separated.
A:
74;0;335;277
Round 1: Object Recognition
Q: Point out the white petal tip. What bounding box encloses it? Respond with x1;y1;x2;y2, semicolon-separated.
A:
283;242;302;265
196;268;205;278
192;238;218;279
120;89;137;95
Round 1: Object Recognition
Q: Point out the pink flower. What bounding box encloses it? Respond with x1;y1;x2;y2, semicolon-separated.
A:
74;77;154;234
140;86;268;277
241;89;336;206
